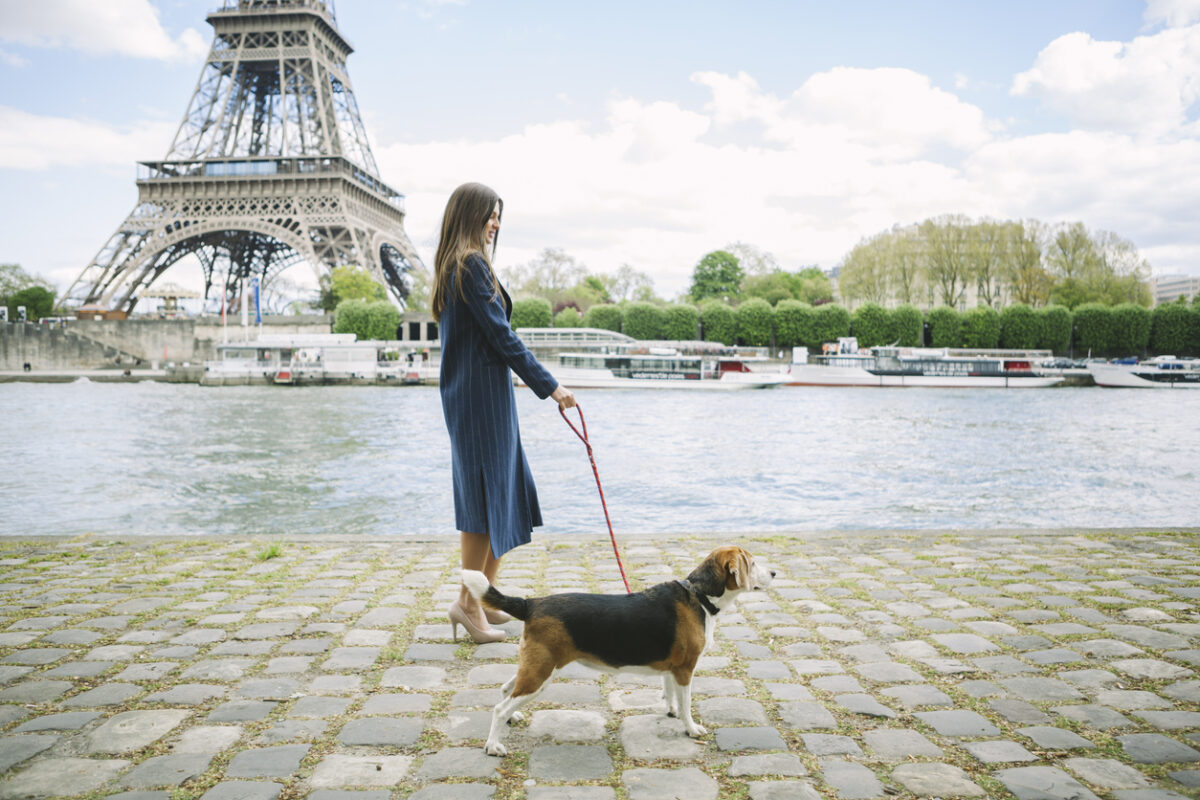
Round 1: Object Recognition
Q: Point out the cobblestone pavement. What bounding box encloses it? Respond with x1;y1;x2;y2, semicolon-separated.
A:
0;531;1197;800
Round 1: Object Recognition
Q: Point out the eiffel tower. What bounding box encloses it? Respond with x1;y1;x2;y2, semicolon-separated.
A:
65;0;423;314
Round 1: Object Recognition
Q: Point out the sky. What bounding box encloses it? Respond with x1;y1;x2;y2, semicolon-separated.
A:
2;0;1200;303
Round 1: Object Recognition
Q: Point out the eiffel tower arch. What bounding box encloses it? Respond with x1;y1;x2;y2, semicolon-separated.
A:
65;0;424;314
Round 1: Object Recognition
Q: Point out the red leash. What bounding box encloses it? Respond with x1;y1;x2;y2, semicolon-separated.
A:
559;403;632;594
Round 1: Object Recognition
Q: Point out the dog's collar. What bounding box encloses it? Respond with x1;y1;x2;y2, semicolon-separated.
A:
677;579;720;616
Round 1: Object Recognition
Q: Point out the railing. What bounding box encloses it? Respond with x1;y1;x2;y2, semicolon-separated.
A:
137;157;404;211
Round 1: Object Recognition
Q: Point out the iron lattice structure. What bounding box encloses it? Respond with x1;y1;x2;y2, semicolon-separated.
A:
65;0;423;313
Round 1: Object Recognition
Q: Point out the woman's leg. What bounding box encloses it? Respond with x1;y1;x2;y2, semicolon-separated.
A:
459;531;501;628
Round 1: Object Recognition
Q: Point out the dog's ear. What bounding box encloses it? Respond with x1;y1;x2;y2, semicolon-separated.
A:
724;548;752;591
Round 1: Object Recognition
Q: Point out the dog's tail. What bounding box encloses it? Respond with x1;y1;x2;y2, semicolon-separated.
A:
461;570;531;621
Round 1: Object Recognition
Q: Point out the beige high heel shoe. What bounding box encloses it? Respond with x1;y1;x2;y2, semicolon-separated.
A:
484;607;513;625
448;601;505;644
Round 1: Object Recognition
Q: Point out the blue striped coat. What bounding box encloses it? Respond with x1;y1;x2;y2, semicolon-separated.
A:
439;254;559;558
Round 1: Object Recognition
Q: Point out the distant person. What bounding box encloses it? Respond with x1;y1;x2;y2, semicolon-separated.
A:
432;182;575;644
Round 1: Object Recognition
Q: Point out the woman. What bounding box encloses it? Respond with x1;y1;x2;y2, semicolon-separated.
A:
433;182;576;643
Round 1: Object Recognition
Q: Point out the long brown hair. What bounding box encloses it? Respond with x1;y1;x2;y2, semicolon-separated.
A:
431;182;503;320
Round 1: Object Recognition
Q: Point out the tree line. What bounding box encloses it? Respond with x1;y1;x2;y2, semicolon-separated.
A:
509;294;1200;357
837;216;1152;310
1;264;56;321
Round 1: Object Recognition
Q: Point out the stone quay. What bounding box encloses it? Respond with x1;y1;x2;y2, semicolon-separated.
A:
0;530;1196;799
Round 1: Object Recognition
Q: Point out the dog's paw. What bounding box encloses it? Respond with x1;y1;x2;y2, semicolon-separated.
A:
506;711;524;725
685;723;708;738
665;708;678;718
484;740;507;757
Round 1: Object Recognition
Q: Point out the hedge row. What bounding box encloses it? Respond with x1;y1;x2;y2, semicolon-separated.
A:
511;298;1200;356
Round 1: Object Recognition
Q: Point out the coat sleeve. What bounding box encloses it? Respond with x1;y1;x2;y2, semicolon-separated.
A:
458;256;559;399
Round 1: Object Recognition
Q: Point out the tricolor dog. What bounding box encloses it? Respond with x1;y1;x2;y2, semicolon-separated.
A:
461;545;774;756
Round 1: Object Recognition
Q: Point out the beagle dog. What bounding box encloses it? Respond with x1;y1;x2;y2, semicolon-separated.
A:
461;545;773;756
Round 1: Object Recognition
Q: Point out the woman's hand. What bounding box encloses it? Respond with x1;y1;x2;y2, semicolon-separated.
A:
551;384;576;410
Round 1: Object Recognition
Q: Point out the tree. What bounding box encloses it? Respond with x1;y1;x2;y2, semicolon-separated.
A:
6;286;55;321
599;264;656;303
1006;221;1051;306
922;215;972;307
504;248;588;305
510;298;552;329
837;233;891;305
332;265;387;303
1038;305;1073;354
774;300;811;349
622;302;667;340
582;303;622;331
788;267;835;305
662;303;700;340
999;303;1043;350
969;220;1009;308
742;272;795;305
553;307;582;328
1073;303;1113;356
700;300;737;345
926;306;962;348
364;301;401;340
810;304;851;348
735;298;774;346
404;268;432;313
725;242;780;276
689;251;743;303
892;304;923;346
961;305;1001;349
0;263;52;297
850;303;890;347
1109;303;1151;357
889;227;924;305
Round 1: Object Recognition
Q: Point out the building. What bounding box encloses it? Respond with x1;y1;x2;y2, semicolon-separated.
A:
1151;274;1200;306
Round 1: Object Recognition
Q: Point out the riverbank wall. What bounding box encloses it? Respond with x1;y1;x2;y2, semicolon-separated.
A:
0;315;332;370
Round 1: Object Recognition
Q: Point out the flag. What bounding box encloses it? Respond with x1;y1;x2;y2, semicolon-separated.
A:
253;277;261;324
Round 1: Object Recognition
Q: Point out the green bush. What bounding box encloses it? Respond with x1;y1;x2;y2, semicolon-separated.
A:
622;302;667;340
774;300;811;349
999;304;1043;350
892;304;923;347
662;303;699;340
581;303;622;332
850;303;890;348
809;304;851;348
1073;303;1113;356
1109;302;1151;357
1038;305;1072;354
334;299;400;341
553;307;582;328
735;298;775;346
1191;306;1200;356
700;300;737;345
511;297;552;329
1150;303;1193;354
961;305;1001;349
364;301;401;340
926;306;961;348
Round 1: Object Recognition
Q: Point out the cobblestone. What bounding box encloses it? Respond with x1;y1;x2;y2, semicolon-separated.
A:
0;531;1196;799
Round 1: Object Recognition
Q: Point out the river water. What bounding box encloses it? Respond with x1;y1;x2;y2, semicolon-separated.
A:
1;381;1196;538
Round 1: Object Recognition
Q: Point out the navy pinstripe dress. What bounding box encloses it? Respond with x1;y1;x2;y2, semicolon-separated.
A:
439;254;559;558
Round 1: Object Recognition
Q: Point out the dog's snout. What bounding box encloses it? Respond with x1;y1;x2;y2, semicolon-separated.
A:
769;570;776;578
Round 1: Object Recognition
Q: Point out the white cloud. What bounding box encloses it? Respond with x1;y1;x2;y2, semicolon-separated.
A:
0;46;28;67
1011;26;1200;135
0;106;175;169
0;0;207;61
1144;0;1200;28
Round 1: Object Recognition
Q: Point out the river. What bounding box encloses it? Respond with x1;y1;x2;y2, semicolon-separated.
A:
1;381;1196;537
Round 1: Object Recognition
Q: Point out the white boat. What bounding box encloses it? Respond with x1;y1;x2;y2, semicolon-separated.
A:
1088;356;1200;388
787;338;1063;388
528;348;786;390
201;334;435;386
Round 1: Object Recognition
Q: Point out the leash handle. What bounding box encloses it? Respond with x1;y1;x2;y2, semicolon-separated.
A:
559;403;632;594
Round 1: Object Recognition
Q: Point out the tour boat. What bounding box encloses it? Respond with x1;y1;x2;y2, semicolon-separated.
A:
787;338;1063;388
525;348;786;390
1087;356;1200;388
